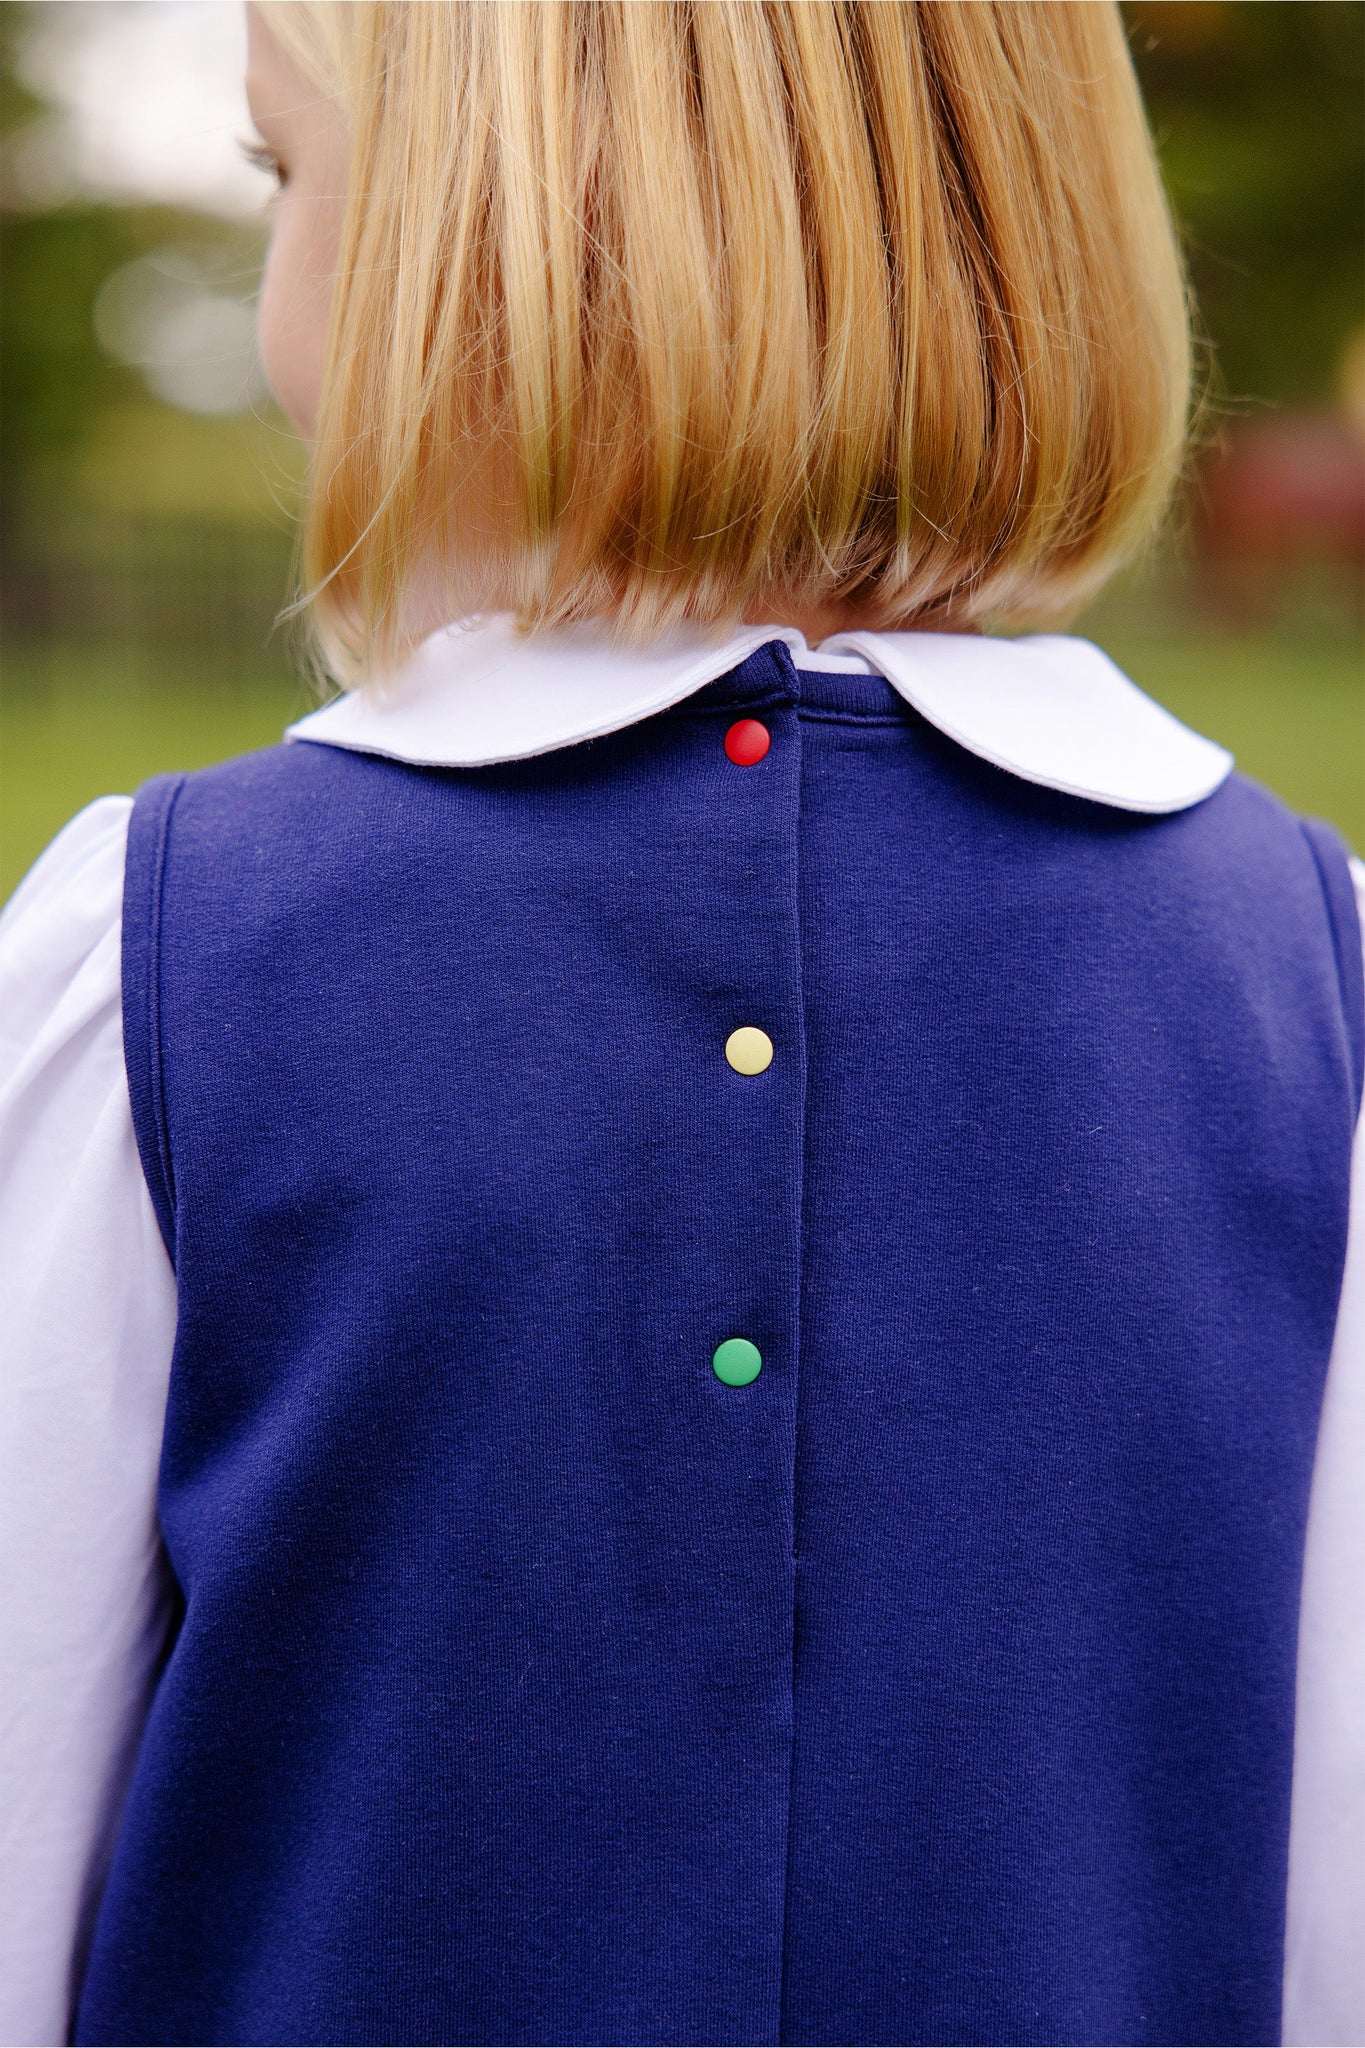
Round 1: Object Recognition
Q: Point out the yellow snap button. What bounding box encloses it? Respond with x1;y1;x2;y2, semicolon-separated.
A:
725;1026;773;1076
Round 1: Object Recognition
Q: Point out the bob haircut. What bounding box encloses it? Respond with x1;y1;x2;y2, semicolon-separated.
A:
262;0;1191;680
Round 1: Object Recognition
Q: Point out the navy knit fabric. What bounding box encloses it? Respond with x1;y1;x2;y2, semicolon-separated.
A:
83;646;1359;2046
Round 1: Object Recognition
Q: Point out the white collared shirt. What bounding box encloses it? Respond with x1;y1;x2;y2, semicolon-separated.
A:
0;620;1360;2046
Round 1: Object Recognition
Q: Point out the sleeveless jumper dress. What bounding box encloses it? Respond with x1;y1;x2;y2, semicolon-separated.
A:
77;646;1362;2046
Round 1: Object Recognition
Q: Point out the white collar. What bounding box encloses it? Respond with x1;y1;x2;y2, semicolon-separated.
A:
286;614;1232;815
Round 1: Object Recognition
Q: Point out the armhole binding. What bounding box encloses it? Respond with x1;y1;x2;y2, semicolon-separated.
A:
122;774;186;1264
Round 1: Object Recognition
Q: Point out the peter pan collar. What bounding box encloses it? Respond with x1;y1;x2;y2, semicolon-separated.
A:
286;613;1232;816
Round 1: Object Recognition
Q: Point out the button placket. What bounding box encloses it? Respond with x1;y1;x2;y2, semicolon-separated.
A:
678;649;803;2038
713;672;797;1403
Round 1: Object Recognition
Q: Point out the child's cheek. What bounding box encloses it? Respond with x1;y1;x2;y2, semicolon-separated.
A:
257;192;338;441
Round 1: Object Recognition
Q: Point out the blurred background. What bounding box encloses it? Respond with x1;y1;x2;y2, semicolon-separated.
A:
1;0;1362;898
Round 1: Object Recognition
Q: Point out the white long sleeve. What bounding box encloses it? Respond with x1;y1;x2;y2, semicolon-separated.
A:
0;804;1362;2045
0;802;177;2048
1283;865;1365;2042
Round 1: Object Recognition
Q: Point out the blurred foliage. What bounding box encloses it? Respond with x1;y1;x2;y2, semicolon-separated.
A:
0;203;279;486
1124;0;1365;409
1;204;145;476
1;5;299;712
0;2;283;514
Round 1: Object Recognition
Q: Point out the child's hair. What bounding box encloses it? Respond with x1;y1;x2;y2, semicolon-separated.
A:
262;0;1191;680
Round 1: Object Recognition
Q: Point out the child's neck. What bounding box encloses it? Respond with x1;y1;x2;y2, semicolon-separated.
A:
744;594;975;643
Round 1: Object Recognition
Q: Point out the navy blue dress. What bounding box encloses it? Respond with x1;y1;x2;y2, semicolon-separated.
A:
78;647;1361;2046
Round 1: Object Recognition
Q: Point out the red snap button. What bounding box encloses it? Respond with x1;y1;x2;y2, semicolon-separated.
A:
724;719;770;766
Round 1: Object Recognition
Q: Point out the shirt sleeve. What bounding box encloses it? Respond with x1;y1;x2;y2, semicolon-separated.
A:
1282;855;1365;2046
0;801;177;2048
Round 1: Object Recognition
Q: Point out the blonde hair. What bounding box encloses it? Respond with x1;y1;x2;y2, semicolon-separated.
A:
263;0;1190;680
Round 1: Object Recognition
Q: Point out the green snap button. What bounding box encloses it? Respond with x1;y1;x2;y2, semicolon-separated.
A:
712;1337;762;1386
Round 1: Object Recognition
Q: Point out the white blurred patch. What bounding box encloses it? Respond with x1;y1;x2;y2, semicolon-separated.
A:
94;250;269;415
10;1;274;218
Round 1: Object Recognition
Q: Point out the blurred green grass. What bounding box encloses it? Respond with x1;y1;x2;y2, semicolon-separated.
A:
1;631;1361;905
1103;632;1363;844
2;651;309;902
